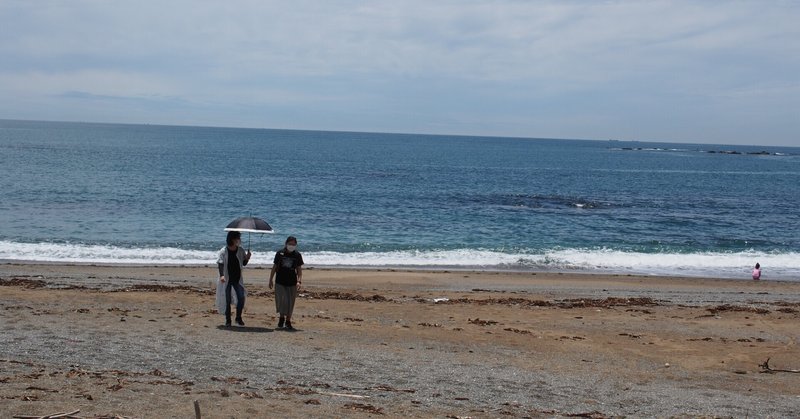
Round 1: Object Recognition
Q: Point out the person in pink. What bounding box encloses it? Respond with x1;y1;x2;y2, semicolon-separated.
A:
752;263;761;280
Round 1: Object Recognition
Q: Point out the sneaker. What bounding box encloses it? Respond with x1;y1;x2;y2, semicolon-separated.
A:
235;318;245;327
285;320;295;331
277;317;285;329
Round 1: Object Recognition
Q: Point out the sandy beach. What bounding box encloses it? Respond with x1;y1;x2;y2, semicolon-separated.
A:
2;263;799;418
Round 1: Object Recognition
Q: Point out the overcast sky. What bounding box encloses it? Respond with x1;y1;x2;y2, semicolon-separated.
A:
1;1;798;146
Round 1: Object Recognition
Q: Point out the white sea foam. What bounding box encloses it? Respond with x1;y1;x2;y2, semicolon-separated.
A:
309;248;799;279
0;241;797;280
0;241;216;265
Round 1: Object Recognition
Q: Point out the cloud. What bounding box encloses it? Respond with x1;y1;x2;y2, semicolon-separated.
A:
0;0;798;145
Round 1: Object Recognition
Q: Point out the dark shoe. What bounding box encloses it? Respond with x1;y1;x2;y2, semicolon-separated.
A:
277;317;285;329
285;321;295;331
235;317;245;327
225;318;232;327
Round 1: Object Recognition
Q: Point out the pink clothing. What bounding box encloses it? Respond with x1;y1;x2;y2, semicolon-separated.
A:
752;268;761;280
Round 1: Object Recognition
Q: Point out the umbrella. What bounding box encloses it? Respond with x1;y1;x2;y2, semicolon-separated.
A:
224;216;274;250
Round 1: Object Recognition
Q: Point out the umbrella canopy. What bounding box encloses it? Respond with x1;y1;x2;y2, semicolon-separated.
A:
224;217;274;234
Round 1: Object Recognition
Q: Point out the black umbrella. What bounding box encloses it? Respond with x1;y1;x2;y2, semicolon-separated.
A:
224;216;274;250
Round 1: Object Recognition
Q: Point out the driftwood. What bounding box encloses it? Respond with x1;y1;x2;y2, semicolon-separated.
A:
13;410;81;419
759;358;800;373
13;410;135;419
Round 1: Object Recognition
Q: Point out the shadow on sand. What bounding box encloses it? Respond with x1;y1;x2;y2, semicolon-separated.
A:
216;325;274;333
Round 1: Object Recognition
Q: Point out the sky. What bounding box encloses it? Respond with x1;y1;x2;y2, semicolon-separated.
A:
1;1;798;146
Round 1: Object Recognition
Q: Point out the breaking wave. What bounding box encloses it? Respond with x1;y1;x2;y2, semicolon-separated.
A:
0;241;797;280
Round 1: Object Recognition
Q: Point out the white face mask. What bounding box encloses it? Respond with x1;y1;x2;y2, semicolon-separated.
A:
286;245;297;252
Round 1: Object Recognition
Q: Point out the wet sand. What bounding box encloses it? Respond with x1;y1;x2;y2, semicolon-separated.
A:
2;263;799;418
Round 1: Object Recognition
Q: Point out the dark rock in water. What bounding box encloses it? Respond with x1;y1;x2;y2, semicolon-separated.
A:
748;151;771;155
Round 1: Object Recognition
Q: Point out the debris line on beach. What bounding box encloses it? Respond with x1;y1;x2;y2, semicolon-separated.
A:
759;358;800;374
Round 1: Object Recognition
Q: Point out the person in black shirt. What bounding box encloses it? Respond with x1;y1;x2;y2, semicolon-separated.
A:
217;231;251;327
269;236;304;330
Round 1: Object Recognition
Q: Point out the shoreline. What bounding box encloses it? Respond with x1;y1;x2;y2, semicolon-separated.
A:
4;262;800;300
2;260;792;282
2;263;800;417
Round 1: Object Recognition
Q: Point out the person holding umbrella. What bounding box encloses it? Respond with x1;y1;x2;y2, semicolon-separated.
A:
269;236;304;330
217;231;251;327
217;216;271;327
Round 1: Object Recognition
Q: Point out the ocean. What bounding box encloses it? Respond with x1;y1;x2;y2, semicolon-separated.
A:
1;119;798;280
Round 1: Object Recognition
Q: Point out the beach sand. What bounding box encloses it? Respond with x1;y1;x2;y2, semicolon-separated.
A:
2;263;799;418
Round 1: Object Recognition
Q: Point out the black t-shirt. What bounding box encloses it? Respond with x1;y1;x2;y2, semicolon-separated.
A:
273;249;304;286
228;249;242;284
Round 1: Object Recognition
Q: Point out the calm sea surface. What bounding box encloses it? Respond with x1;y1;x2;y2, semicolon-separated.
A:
1;120;798;279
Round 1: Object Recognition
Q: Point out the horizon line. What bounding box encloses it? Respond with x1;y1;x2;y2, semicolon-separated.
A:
1;117;795;149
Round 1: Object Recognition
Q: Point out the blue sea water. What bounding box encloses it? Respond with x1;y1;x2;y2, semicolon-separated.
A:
1;119;798;279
